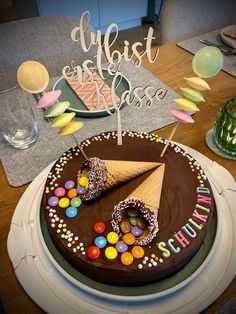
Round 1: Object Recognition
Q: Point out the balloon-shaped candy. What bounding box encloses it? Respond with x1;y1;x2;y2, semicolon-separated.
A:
192;47;223;78
44;101;70;118
59;121;83;136
170;109;194;123
36;90;61;108
184;77;210;91
51;112;75;128
174;98;199;112
17;60;49;93
180;87;205;102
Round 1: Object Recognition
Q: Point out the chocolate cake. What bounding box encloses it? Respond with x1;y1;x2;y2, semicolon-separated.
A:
42;131;214;286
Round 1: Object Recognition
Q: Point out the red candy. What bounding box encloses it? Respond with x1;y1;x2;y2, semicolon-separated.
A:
87;246;100;259
93;221;106;234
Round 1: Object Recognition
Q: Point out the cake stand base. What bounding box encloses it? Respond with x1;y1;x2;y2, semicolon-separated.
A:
7;144;236;314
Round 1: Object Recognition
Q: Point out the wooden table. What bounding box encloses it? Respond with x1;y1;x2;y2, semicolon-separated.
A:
0;42;235;314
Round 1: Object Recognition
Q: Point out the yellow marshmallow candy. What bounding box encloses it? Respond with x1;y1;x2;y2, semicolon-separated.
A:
184;77;210;91
59;121;83;136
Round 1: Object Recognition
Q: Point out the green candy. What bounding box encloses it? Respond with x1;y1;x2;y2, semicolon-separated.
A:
70;197;81;207
129;216;138;226
51;112;75;128
44;101;70;118
180;87;205;102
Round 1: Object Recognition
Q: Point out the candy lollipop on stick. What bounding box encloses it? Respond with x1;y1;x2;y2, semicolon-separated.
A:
160;46;223;157
17;60;88;160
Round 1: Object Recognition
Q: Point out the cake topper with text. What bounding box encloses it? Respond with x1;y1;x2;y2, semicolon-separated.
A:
62;11;167;145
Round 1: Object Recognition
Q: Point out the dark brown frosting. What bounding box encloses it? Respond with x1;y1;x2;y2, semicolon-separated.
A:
42;131;214;286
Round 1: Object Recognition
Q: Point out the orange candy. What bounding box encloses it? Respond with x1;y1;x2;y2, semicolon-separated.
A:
123;233;135;245
121;252;134;265
68;188;77;198
131;246;144;258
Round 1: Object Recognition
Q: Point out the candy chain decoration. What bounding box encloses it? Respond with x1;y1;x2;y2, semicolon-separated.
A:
16;60;88;160
160;46;223;157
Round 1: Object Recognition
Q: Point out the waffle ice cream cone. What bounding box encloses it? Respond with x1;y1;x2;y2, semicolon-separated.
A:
111;164;165;246
77;157;162;201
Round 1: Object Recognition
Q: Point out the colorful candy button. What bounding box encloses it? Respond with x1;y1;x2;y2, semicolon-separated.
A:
50;112;75;128
105;247;118;260
70;197;81;207
94;236;107;249
170;109;194;124
119;218;131;234
36;90;61;109
59;121;83;136
77;186;86;195
121;252;133;265
87;246;100;260
54;187;65;197
66;206;78;218
48;196;59;207
131;246;144;258
78;176;89;187
65;180;75;189
68;188;77;198
127;208;138;217
44;101;70;118
131;226;143;237
123;233;135;245
93;222;106;234
184;77;210;91
107;232;119;244
59;197;70;208
115;241;128;253
174;98;199;112
180;87;205;102
129;216;138;226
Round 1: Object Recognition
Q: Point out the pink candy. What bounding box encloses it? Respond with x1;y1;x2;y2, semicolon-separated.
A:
36;90;61;108
170;109;195;123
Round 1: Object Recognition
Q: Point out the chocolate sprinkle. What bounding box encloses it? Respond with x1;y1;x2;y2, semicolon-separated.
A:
111;197;159;246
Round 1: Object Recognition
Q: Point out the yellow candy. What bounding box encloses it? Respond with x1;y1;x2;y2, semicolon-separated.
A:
58;197;70;208
78;176;88;187
107;231;119;244
17;60;49;94
59;121;83;136
180;87;205;102
174;98;199;112
184;77;210;91
50;112;75;128
105;246;118;260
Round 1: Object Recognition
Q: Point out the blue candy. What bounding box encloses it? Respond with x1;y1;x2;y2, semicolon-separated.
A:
94;236;107;249
66;206;78;218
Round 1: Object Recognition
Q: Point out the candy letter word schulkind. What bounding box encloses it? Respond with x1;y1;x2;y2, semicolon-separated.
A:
62;11;168;144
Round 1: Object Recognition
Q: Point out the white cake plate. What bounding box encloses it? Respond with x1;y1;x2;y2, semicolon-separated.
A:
7;144;236;314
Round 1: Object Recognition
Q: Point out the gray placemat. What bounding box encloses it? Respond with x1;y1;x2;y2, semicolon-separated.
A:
0;60;179;187
177;29;236;77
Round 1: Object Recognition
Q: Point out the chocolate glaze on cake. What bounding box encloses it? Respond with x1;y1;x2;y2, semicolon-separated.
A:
42;131;214;286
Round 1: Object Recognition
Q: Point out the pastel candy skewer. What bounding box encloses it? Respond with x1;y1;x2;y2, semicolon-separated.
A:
160;110;194;158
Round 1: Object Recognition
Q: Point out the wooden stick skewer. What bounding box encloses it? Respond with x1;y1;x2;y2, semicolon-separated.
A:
71;134;89;160
160;122;180;157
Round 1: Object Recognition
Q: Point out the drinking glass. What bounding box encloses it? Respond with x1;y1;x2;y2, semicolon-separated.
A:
214;98;236;156
0;89;38;149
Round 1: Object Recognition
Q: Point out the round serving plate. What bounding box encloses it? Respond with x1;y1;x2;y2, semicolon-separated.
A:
7;144;236;314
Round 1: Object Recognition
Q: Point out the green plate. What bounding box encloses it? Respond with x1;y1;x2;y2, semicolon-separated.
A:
53;70;131;118
40;208;217;297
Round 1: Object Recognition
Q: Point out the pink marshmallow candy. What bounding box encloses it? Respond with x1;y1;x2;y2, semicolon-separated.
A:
36;90;61;108
170;109;195;123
